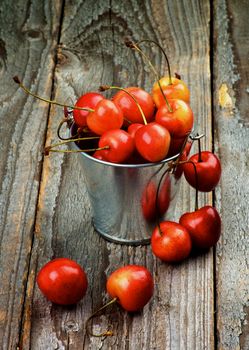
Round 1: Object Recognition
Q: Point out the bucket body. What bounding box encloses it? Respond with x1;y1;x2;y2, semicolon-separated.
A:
74;142;183;245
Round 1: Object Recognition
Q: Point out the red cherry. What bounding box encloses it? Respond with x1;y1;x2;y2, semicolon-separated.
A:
99;129;135;163
158;174;171;216
152;77;190;108
155;99;194;138
151;221;192;262
167;135;186;157
141;174;171;221
135;122;171;162
92;150;106;161
106;265;154;312
179;206;221;250
37;258;88;305
141;180;157;221
127;123;143;139
87;99;123;135
183;151;221;192
73;92;104;127
112;87;155;124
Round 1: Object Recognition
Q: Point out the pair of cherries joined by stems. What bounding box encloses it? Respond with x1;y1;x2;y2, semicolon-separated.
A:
151;134;222;263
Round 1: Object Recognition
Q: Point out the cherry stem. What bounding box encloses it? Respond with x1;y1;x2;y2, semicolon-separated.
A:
175;72;181;80
46;146;108;155
44;136;103;155
100;85;147;125
125;40;173;113
86;298;118;338
136;39;172;85
179;160;199;211
189;133;205;163
13;76;95;112
197;136;202;162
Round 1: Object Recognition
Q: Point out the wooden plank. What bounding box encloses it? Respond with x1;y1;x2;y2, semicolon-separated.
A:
21;0;214;349
0;1;63;348
213;0;249;349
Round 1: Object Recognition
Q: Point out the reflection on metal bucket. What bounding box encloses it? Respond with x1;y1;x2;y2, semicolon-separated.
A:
71;135;184;245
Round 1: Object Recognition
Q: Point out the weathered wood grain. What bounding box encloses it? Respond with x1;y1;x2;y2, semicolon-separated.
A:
213;0;249;349
0;0;63;348
21;0;215;349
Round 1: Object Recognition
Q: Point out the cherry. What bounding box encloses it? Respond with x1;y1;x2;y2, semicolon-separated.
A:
106;265;154;312
135;122;171;162
112;87;155;124
98;129;135;163
179;206;221;250
127;123;143;139
37;258;88;305
125;39;190;107
141;180;157;221
87;99;124;135
13;76;92;114
73;92;104;127
101;86;170;163
158;174;171;216
86;265;154;337
152;77;190;108
155;99;194;139
167;135;187;157
151;221;192;262
141;172;171;221
183;151;221;192
92;150;106;161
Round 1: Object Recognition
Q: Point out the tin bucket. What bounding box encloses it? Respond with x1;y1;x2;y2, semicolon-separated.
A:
71;127;185;245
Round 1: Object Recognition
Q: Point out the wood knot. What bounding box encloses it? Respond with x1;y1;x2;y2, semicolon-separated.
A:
63;320;79;333
23;29;43;41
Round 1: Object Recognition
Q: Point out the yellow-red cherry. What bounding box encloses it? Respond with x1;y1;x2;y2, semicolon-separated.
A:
155;99;194;139
106;265;154;312
152;77;190;108
151;221;192;262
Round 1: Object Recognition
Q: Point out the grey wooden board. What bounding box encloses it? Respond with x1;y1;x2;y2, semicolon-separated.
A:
2;0;249;348
213;0;249;349
0;0;63;349
19;1;215;349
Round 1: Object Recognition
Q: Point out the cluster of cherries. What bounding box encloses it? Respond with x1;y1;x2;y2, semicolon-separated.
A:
14;39;222;338
66;74;192;164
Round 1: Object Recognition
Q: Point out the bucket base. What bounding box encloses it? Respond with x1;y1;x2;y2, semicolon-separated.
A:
93;221;151;246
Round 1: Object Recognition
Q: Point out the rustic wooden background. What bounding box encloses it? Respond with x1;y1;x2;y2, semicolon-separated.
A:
0;0;248;349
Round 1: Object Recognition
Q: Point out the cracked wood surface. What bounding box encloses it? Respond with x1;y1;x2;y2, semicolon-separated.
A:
0;0;63;348
0;0;248;349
